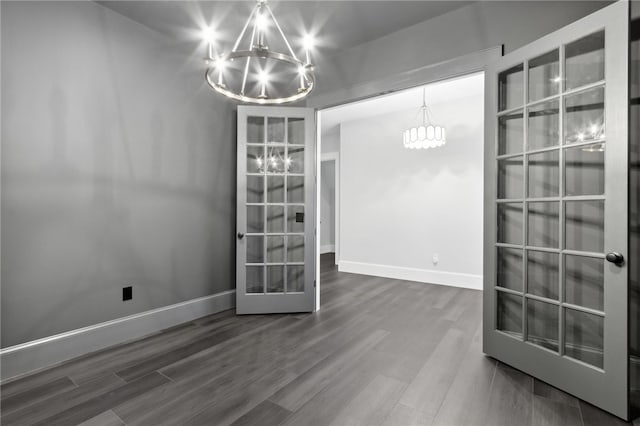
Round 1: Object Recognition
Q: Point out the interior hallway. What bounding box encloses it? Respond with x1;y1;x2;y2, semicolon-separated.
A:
0;254;633;426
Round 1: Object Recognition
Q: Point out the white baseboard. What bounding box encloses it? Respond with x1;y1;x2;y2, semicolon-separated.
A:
338;261;482;290
320;244;336;254
0;290;236;382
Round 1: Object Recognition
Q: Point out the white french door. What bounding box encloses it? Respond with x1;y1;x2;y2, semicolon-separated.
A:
236;106;316;314
483;1;630;419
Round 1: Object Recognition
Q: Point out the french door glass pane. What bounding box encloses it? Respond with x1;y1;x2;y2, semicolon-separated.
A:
247;176;264;203
287;235;304;263
497;291;523;338
288;146;305;173
498;157;524;199
528;49;560;102
246;266;264;293
565;31;605;91
267;147;286;173
287;266;305;292
564;86;605;145
267;176;285;203
527;299;559;351
247;146;265;173
564;200;604;252
498;112;524;155
287;206;305;233
497;247;523;291
564;254;604;311
564;144;605;196
528;150;559;197
288;117;305;145
498;64;524;111
267;265;284;293
565;308;604;368
497;203;523;245
247;116;265;143
246;236;264;263
267;206;284;233
527;250;559;300
247;205;264;233
267;117;285;143
267;236;285;263
287;176;304;203
528;101;560;150
527;202;560;248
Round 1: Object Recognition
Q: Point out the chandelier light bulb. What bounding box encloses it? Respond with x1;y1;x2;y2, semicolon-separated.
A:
256;13;268;31
202;27;217;44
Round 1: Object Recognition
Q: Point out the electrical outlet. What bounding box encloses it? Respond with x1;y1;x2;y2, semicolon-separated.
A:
123;286;132;301
432;254;439;265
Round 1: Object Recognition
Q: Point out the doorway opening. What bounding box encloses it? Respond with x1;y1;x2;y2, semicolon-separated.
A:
316;72;485;310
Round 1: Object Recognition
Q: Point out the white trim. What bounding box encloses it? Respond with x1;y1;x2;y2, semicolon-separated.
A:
0;290;236;382
320;244;335;254
338;261;482;290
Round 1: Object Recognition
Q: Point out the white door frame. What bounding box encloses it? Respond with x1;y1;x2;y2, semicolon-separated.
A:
313;47;502;312
320;153;340;262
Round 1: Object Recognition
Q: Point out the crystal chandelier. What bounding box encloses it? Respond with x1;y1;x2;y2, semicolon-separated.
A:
204;0;315;104
403;88;446;149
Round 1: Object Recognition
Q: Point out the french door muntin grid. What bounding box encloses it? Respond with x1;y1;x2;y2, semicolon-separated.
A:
494;30;607;369
246;115;306;295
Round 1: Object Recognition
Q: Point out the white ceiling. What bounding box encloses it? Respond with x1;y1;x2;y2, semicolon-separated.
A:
97;1;473;55
321;72;485;134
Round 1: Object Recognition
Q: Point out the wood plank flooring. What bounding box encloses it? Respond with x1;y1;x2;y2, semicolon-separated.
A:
1;253;637;426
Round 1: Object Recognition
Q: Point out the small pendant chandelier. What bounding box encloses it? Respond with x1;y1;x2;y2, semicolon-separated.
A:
204;0;315;105
403;88;446;149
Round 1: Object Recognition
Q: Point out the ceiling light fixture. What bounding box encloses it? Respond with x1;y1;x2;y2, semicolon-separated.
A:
403;88;446;150
203;0;315;104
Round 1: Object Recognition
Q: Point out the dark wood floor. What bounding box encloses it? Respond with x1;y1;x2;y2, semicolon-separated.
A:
1;253;637;426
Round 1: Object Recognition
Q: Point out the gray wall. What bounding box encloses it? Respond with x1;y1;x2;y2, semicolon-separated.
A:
1;1;236;347
320;161;335;250
313;1;611;100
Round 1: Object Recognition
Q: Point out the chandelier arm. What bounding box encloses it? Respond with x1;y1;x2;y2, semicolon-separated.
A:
241;16;259;95
232;3;259;53
264;4;300;60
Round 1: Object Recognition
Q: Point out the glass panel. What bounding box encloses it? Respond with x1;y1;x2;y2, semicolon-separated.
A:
287;235;304;263
498;64;524;111
564;144;605;196
497;291;523;338
498;156;524;199
496;247;523;291
247;146;265;174
246;236;264;263
247;205;264;233
288;146;304;174
527;299;559;352
287;206;305;233
565;255;604;311
564;87;605;145
498;112;524;155
528;49;560;102
527;202;559;248
266;147;286;174
565;200;604;252
528;150;559;198
267;265;284;293
527;250;559;300
288;117;305;145
267;206;284;233
565;31;605;91
247;175;264;203
565;308;604;368
287;265;305;292
246;266;264;293
287;176;304;203
247;116;265;143
528;100;560;150
267;236;285;263
497;203;523;245
267;117;285;143
267;176;285;203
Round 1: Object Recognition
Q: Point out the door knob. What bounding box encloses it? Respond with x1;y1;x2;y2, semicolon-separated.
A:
237;232;245;240
605;252;624;266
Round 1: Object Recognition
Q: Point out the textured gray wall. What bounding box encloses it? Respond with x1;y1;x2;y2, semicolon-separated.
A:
1;1;236;347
